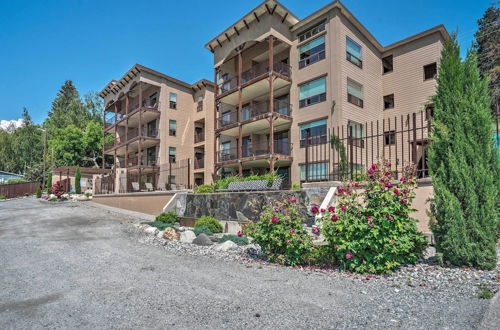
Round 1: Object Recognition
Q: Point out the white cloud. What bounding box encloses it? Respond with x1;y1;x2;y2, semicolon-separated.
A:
0;119;24;130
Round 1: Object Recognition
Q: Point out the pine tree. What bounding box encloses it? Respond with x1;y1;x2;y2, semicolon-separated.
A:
474;6;499;114
75;166;81;194
45;80;88;133
46;171;52;192
429;36;500;269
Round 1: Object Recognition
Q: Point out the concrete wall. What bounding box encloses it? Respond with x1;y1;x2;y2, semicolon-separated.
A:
92;192;176;216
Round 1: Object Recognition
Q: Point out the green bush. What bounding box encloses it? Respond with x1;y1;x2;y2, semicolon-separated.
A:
246;195;312;266
7;178;27;184
193;226;213;236
214;173;279;190
0;194;6;200
155;211;178;224
84;192;92;198
194;184;214;194
291;183;300;191
194;216;223;233
48;197;58;202
75;166;81;194
218;234;249;246
149;221;174;231
303;245;335;266
319;161;427;274
35;187;42;198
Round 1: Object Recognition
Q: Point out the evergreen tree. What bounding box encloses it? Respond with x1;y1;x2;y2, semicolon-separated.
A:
429;36;500;269
46;170;52;192
75;166;81;194
474;6;499;114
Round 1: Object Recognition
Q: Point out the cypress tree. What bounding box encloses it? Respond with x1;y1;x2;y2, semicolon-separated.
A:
429;36;499;269
46;171;52;192
75;166;81;194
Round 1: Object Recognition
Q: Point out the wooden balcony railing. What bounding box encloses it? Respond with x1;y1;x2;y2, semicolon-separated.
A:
217;141;292;163
194;131;205;143
194;158;204;169
217;99;291;129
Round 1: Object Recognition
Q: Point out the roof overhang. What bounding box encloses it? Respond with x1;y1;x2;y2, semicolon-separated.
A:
204;0;299;53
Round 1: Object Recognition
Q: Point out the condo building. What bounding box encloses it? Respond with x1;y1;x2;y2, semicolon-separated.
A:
99;0;448;191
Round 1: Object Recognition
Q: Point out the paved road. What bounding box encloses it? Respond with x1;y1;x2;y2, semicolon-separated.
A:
0;198;494;329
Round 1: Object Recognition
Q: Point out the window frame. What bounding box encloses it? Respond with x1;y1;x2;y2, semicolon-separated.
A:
299;119;328;148
383;94;395;110
297;21;326;43
423;62;437;81
169;92;177;109
298;76;327;108
346;37;363;68
300;162;329;181
382;55;393;74
169;119;177;136
347;79;364;108
298;35;326;69
384;130;396;146
169;146;176;163
347;120;365;148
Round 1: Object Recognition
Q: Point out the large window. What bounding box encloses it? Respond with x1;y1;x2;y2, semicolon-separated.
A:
384;130;396;145
300;119;327;147
347;79;363;108
169;93;177;109
299;36;325;69
383;94;394;110
298;21;326;42
346;37;362;68
424;63;437;80
347;120;364;148
169;120;176;136
382;55;393;74
169;147;176;163
300;162;328;181
299;76;326;108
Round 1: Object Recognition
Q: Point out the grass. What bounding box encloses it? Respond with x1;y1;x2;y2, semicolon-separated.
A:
478;284;494;299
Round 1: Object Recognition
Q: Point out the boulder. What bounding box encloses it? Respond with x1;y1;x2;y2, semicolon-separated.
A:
180;230;196;244
192;233;213;246
214;240;238;252
77;195;89;201
144;226;159;235
156;231;164;239
163;227;180;241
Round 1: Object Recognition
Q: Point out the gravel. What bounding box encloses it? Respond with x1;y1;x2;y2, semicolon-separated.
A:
0;197;498;330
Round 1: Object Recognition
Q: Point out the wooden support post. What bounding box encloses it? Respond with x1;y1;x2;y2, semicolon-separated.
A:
268;36;275;171
237;51;243;177
125;93;129;168
187;158;191;189
213;68;219;182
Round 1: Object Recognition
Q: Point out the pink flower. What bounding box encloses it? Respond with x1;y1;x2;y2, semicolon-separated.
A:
371;164;378;170
290;196;297;203
331;214;339;222
310;205;319;214
354;182;359;188
337;186;344;193
289;229;294;234
271;216;278;224
333;245;340;249
385;182;393;188
387;215;394;221
367;168;375;175
340;205;348;212
386;161;392;167
312;227;320;235
345;189;352;195
366;216;372;221
369;223;374;228
400;177;407;182
237;231;243;237
286;239;291;244
400;197;408;204
393;188;400;195
403;189;410;194
328;206;335;212
346;253;353;259
320;208;326;213
385;172;392;177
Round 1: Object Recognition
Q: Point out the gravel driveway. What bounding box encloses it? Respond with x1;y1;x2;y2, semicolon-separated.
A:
0;198;496;329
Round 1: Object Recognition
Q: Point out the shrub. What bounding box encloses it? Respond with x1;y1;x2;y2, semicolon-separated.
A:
155;211;178;224
48;197;58;202
218;234;249;246
7;178;28;184
46;171;52;192
84;192;92;198
149;221;174;231
51;181;65;197
35;187;42;198
193;226;213;236
0;194;6;200
318;161;427;274
291;183;300;191
75;166;81;194
194;184;215;194
214;173;280;190
194;216;223;233
246;195;312;266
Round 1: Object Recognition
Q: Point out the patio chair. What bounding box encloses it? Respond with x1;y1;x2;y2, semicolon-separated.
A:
145;182;154;191
131;182;140;192
157;182;166;191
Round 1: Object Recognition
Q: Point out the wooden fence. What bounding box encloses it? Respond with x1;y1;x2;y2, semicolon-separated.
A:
0;181;39;198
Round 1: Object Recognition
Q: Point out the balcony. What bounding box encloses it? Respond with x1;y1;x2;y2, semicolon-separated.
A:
194;157;205;170
217;141;293;164
104;128;160;155
126;156;158;168
194;131;205;143
196;101;203;112
216;61;292;105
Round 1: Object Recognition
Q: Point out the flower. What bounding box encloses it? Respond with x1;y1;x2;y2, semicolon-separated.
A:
320;208;326;213
369;223;374;228
386;161;392;167
400;197;408;204
393;188;400;195
331;214;339;222
237;231;243;237
310;205;319;214
312;227;320;235
387;215;394;221
346;253;353;259
400;177;407;183
385;181;393;188
271;216;278;224
403;188;410;194
333;245;340;249
328;206;335;212
371;163;377;170
354;182;359;188
366;216;372;221
290;196;297;203
345;189;352;195
385;172;392;177
367;168;375;175
289;229;294;234
340;205;348;212
285;239;291;244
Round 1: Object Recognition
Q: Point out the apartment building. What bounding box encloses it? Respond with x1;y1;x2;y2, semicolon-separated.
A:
99;64;214;192
206;0;449;185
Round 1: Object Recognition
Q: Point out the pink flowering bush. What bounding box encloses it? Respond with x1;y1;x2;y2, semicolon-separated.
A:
246;195;312;266
319;161;427;274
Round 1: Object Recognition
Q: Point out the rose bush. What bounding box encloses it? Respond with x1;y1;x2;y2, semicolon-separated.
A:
318;161;427;274
246;195;312;266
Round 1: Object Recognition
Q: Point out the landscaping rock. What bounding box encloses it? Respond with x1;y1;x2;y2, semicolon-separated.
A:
192;233;213;246
144;226;158;236
77;195;89;201
163;227;180;241
214;240;238;252
156;231;164;239
180;230;196;244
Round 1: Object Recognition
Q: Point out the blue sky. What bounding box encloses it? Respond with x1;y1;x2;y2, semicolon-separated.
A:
0;0;492;124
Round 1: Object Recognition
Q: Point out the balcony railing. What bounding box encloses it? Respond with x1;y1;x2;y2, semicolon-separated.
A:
218;147;238;162
126;156;158;167
217;141;292;163
127;100;160;114
105;112;125;128
104;140;116;151
194;157;204;169
218;109;239;128
194;131;205;143
217;99;291;129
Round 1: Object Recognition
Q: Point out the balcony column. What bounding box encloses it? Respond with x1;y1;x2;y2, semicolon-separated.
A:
268;36;275;172
102;105;105;169
213;67;219;181
237;50;243;176
125;93;129;169
138;82;143;184
114;102;118;166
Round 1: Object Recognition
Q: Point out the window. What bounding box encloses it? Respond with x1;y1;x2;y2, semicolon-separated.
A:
148;92;158;108
424;63;437;80
425;104;434;120
347;79;363;108
221;142;231;153
298;21;326;42
346;37;362;68
384;94;395;110
300;162;328;181
300;119;327;147
197;95;203;112
299;36;326;68
299;76;326;108
348;121;364;148
382;55;393;74
169;93;177;109
221;111;231;126
169;147;176;163
169;120;176;136
384;130;396;145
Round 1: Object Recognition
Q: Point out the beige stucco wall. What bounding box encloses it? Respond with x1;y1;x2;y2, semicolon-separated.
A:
92;192;175;216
